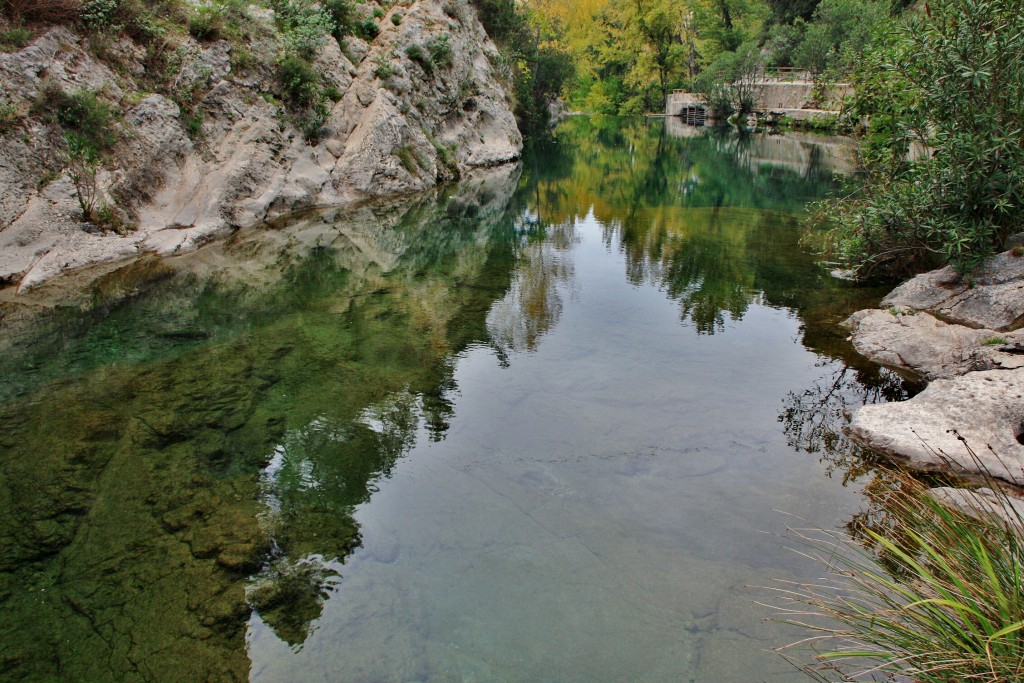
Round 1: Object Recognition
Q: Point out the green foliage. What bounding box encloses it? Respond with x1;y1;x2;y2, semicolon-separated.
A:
322;0;353;41
430;137;460;179
277;54;321;107
0;99;18;128
982;336;1008;346
791;0;887;76
276;54;328;142
188;6;223;41
469;0;528;44
372;53;395;79
776;466;1024;682
354;16;379;40
63;131;101;221
405;42;432;74
390;12;400;25
79;0;119;29
183;109;203;138
693;41;759;118
272;0;332;59
36;85;118;151
0;23;31;49
812;0;1024;278
427;35;452;69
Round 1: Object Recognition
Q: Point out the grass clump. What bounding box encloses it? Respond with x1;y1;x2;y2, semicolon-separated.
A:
982;337;1008;346
393;145;422;175
0;23;31;50
773;452;1024;682
405;43;431;74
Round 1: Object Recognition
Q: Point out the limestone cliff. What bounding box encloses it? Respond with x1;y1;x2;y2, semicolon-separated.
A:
0;0;522;291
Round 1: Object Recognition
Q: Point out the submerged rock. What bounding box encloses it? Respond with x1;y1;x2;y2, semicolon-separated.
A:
847;368;1024;484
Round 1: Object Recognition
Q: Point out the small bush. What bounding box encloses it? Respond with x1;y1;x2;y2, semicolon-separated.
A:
183;109;203;138
0;99;20;128
0;24;31;50
405;43;431;74
276;54;329;143
188;6;223;41
442;1;461;19
372;7;382;18
354;17;378;40
321;0;353;40
63;132;101;221
427;34;451;69
272;0;331;59
277;55;322;108
79;0;120;30
36;85;118;151
372;54;395;80
982;336;1008;346
390;12;400;25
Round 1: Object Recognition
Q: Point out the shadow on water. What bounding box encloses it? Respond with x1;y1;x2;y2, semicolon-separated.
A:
0;117;915;681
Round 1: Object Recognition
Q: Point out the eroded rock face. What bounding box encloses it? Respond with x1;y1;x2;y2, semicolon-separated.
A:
843;308;1024;380
0;0;522;291
847;368;1024;484
882;251;1024;331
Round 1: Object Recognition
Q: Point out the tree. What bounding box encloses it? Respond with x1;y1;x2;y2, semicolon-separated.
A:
812;0;1024;278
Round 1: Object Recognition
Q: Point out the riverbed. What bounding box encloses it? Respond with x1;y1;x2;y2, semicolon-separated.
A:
0;118;915;681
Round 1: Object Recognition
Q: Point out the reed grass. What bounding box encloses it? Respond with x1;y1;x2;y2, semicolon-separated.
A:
771;440;1024;682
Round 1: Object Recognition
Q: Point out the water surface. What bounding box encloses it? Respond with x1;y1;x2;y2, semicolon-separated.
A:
0;118;915;682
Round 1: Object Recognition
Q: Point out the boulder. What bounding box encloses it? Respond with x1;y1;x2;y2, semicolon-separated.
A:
843;308;1024;379
883;250;1024;331
847;368;1024;484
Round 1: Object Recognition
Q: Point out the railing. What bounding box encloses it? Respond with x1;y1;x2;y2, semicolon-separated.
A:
756;66;813;82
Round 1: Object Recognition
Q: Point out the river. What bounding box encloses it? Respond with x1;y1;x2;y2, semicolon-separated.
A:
0;117;917;681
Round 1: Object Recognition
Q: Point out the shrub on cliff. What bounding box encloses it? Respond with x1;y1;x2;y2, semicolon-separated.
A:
810;0;1024;279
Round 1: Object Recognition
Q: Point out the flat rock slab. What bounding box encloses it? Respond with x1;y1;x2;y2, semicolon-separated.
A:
847;368;1024;484
883;250;1024;331
843;308;1024;379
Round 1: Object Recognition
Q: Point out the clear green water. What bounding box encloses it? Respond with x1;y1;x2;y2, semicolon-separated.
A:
0;118;915;682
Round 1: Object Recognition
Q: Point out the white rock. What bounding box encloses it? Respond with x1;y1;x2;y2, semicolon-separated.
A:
843;308;1024;379
848;369;1024;484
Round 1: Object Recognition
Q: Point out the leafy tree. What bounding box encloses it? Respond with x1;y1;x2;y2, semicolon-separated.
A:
792;0;886;76
812;0;1024;278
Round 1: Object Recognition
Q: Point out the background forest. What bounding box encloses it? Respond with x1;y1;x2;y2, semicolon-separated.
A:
526;0;893;116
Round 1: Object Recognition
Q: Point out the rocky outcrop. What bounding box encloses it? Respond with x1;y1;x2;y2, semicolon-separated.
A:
882;250;1024;331
0;0;522;292
848;368;1024;484
843;308;1024;380
843;248;1024;490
